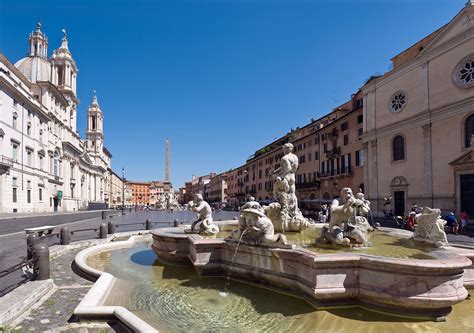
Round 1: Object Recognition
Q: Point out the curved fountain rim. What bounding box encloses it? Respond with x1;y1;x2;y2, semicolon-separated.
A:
73;234;159;333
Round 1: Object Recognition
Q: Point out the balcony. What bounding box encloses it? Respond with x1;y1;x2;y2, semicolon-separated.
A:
325;147;341;158
340;166;352;175
296;180;321;190
0;155;14;175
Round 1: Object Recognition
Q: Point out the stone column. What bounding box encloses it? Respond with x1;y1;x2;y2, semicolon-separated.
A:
423;123;433;207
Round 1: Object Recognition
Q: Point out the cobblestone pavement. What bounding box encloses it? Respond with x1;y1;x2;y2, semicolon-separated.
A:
5;243;116;332
0;210;239;296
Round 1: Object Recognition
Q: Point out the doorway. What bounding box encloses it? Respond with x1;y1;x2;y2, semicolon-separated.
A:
460;174;474;218
393;191;405;216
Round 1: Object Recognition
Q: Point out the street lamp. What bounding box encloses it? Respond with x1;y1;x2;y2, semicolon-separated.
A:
122;166;125;215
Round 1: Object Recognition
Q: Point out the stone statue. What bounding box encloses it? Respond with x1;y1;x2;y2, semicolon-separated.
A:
228;199;292;248
269;143;311;232
413;207;449;247
188;194;219;235
319;188;371;245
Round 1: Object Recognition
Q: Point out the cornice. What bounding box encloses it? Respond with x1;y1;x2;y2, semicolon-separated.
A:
0;76;50;121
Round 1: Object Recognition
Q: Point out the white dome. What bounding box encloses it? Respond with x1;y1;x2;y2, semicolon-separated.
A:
14;56;51;83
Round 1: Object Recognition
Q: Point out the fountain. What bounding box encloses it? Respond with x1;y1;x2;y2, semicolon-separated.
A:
72;143;474;331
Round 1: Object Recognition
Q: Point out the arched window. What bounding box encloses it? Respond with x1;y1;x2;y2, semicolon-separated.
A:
393;135;405;161
465;114;474;148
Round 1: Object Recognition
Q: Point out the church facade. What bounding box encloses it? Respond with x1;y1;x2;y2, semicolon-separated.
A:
0;21;112;213
361;1;474;217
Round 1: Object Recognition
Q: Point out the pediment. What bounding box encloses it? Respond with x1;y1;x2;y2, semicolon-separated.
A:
420;5;474;54
80;151;93;165
449;149;474;166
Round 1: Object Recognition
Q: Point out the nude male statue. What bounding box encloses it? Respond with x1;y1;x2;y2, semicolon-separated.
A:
188;194;217;234
272;142;300;218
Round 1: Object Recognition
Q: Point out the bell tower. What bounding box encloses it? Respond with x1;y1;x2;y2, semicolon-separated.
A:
50;29;79;132
86;91;104;154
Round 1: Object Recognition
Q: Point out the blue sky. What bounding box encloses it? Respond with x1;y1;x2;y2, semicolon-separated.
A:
0;0;463;188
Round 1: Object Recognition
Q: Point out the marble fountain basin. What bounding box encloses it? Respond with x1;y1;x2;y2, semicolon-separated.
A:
151;222;474;319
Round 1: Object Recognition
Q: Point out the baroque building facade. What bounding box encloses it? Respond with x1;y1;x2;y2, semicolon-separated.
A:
0;21;112;213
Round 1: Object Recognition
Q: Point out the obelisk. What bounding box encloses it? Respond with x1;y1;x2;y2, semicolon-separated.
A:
165;139;170;183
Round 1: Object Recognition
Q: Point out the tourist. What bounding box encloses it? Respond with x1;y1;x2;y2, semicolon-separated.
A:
445;212;458;234
460;210;469;235
406;212;416;231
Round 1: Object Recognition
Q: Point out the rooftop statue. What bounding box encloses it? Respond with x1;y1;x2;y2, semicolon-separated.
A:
187;194;219;235
319;187;371;246
269;143;311;232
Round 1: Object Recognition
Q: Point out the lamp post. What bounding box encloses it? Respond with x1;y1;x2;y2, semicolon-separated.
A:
122;166;125;215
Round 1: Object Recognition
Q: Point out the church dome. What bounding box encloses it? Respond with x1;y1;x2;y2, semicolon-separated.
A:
15;56;51;83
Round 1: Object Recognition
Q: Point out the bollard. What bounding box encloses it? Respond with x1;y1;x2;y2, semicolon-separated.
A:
174;219;179;227
27;234;41;260
99;223;108;239
60;226;71;245
108;220;116;234
145;219;152;230
32;243;50;280
102;210;106;220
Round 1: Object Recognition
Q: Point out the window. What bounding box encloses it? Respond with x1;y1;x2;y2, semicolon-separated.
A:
39;154;44;170
341;122;348;131
465;114;474;148
315;151;319;160
53;151;60;177
27;123;31;135
27;149;33;167
13;99;18;108
39;188;43;201
323;143;327;153
393;135;405;161
13;187;17;203
12;141;19;162
356;99;363;109
358;128;363;136
356;150;364;166
299;155;306;164
12;114;18;128
341;153;351;173
27;181;31;203
357;114;363;124
332;159;338;175
343;134;349;146
389;91;407;113
453;55;474;88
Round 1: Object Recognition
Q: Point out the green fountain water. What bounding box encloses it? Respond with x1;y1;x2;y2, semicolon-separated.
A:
86;241;473;333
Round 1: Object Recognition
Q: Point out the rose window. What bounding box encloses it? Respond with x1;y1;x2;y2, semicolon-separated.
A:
389;91;407;113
